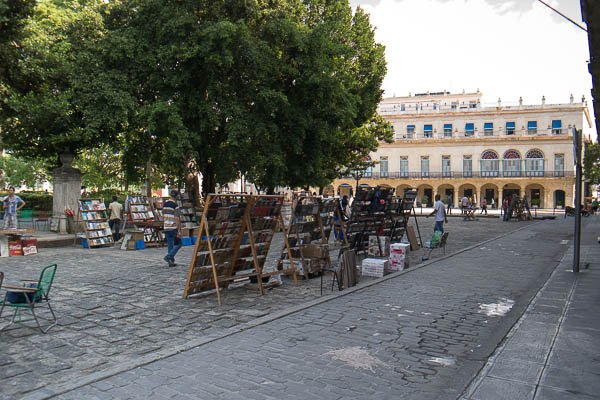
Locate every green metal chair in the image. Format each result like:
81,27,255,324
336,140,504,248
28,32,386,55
0,264,58,334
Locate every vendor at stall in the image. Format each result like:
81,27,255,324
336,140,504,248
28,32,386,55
2,187,26,229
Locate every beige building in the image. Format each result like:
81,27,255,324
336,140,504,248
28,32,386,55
333,91,592,208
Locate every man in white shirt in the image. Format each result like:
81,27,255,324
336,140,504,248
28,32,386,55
429,194,448,233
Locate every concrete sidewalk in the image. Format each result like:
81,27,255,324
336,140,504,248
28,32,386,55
462,216,600,399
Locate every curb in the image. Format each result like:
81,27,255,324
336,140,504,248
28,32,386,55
24,220,544,400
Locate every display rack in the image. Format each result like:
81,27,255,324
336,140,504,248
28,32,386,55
150,197,168,222
77,198,114,247
184,194,298,305
126,194,162,247
344,186,395,254
177,191,198,229
279,196,337,279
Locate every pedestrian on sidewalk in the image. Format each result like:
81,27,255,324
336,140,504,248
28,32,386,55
502,197,509,221
446,195,453,215
480,198,488,215
108,196,123,241
592,198,598,214
163,190,182,267
2,187,25,229
428,194,448,233
461,195,468,215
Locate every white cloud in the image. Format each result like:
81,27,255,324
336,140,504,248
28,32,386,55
351,0,593,133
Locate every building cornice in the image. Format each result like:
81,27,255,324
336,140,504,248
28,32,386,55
381,106,587,120
381,135,573,147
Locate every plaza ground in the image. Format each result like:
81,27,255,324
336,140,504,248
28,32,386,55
0,216,598,399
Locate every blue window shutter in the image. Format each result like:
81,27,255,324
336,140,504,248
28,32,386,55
407,125,415,130
424,124,432,132
444,124,452,130
552,120,562,129
528,121,537,129
484,122,493,130
506,122,515,129
465,123,474,132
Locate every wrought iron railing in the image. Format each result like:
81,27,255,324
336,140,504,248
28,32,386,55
342,170,573,179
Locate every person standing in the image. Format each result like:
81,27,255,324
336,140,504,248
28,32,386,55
108,196,123,241
446,195,453,215
163,190,182,267
480,198,488,215
592,198,598,214
429,194,448,233
461,195,468,215
2,187,25,229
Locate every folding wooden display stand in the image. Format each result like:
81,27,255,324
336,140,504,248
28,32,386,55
280,195,334,279
344,186,395,255
183,194,298,305
126,195,163,247
76,198,114,247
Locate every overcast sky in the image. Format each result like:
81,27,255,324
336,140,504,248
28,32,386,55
349,0,593,133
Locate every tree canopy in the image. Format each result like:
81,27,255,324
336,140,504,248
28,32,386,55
1,0,389,195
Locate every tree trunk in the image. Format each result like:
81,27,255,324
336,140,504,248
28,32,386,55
185,168,201,205
201,162,216,198
146,156,152,198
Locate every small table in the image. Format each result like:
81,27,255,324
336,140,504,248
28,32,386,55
132,221,165,247
464,207,479,221
0,228,35,257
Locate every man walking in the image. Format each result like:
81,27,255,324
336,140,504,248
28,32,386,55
2,187,25,229
429,194,448,233
163,190,182,267
108,196,123,241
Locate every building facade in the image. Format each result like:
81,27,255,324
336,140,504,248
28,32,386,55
333,91,591,208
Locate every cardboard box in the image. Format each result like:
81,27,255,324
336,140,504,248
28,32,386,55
302,244,328,259
389,242,410,271
368,236,390,257
22,239,38,256
8,239,23,256
361,258,389,278
407,226,420,251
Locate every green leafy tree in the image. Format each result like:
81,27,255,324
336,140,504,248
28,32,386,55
102,0,387,196
1,0,130,165
584,141,600,184
0,154,50,189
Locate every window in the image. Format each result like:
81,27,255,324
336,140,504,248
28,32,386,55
442,156,451,177
424,124,433,138
399,157,408,177
480,150,499,177
554,154,565,177
484,122,493,136
380,156,388,177
463,156,472,177
401,104,405,111
465,123,474,136
527,121,537,134
469,101,477,109
506,121,516,135
443,124,452,137
503,150,522,177
421,157,430,178
451,102,458,110
552,120,562,135
406,125,415,139
364,165,373,177
525,149,545,177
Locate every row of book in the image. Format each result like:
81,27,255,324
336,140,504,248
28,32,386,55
88,229,112,238
82,211,106,220
131,211,154,220
86,222,110,230
79,200,106,211
88,237,114,246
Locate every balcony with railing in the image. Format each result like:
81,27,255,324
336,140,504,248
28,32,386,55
395,127,572,141
342,170,573,180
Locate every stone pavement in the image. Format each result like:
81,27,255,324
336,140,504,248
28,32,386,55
11,217,582,399
0,216,533,399
462,216,600,400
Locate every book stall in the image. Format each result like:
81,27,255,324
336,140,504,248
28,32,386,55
125,195,163,248
77,198,114,248
177,191,199,238
183,194,298,305
341,186,421,278
279,195,341,279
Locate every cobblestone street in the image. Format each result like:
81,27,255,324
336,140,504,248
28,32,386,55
1,217,542,399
